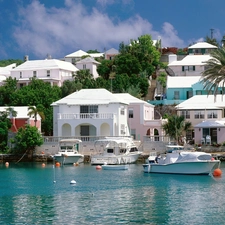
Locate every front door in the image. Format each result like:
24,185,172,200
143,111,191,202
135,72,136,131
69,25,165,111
80,126,89,136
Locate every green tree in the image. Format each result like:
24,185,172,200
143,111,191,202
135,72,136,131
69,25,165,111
27,105,45,127
12,125,43,156
162,114,192,144
0,77,17,106
157,72,167,95
201,47,225,96
11,78,61,135
0,111,12,152
127,34,161,78
114,53,141,77
0,59,23,67
74,69,96,88
61,80,81,97
97,59,113,79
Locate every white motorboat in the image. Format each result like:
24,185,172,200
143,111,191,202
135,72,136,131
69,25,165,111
54,139,84,165
143,147,220,175
102,164,129,170
146,151,158,164
91,137,142,165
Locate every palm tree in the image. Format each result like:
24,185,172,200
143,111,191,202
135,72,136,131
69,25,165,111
27,105,45,127
6,107,17,118
162,114,192,144
201,47,225,97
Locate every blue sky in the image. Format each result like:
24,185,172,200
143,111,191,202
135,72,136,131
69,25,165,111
1,0,225,60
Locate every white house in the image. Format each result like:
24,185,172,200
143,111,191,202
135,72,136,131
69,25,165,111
167,42,217,76
0,63,16,86
176,95,225,144
51,89,165,141
65,50,104,64
10,59,79,87
51,89,130,138
75,57,100,79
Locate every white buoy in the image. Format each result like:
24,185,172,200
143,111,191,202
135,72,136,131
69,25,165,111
70,180,76,184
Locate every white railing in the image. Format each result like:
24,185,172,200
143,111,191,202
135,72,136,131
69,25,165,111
57,113,114,120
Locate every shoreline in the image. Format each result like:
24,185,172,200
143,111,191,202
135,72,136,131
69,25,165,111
1,152,225,163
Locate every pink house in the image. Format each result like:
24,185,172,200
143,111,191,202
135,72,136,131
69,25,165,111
114,93,165,141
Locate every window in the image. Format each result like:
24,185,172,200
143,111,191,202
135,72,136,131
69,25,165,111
83,64,86,69
80,105,98,118
20,72,22,78
120,124,125,135
174,91,179,100
47,70,50,77
182,66,195,71
196,90,202,95
187,91,193,99
33,71,37,77
207,110,218,119
181,111,190,119
128,108,133,118
72,58,76,64
120,107,125,115
195,111,204,119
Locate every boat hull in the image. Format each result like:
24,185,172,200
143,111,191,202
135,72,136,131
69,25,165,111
91,153,141,165
143,160,220,175
102,165,129,170
54,154,84,165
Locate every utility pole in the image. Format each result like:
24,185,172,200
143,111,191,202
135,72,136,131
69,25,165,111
210,28,214,39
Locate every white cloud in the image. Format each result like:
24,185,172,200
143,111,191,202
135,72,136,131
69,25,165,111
13,0,186,59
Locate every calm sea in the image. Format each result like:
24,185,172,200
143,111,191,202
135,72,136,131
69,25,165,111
0,162,225,225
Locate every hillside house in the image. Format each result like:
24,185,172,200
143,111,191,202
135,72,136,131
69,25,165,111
176,95,225,145
10,59,78,87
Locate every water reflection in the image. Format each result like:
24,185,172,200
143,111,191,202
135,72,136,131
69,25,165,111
0,163,225,224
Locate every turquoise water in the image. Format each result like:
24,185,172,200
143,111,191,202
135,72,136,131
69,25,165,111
0,162,225,225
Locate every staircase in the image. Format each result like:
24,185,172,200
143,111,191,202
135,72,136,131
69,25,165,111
144,79,156,101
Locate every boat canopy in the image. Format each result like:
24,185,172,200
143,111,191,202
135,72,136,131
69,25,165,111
176,152,212,162
59,139,82,143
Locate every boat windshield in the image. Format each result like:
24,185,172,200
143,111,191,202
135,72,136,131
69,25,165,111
60,146,73,150
107,148,114,153
130,147,138,152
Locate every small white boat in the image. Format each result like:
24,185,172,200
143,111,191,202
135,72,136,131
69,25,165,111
146,151,158,164
102,164,129,170
143,148,220,175
91,137,142,165
54,139,84,165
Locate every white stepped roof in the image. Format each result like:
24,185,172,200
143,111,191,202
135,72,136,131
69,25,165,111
195,120,225,128
65,50,88,58
169,55,212,66
167,76,201,88
76,57,100,64
51,89,128,106
114,93,154,107
188,42,218,49
176,95,225,110
12,59,78,72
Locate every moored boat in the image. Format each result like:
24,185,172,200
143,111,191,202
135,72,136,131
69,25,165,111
143,145,220,175
54,139,84,165
102,164,129,170
91,137,142,165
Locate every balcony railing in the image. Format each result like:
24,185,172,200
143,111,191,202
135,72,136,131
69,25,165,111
57,113,114,120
